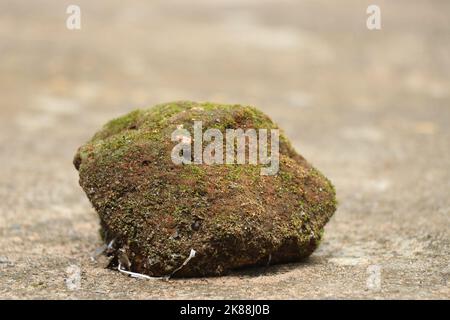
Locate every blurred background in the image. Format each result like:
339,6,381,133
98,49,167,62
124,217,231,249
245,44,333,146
0,0,449,299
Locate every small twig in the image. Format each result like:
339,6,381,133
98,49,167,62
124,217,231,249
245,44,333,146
266,254,272,266
169,249,196,278
90,245,107,261
118,263,164,280
107,239,115,250
90,239,116,262
117,249,197,280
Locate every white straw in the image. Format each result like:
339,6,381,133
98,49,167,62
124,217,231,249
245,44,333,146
117,248,197,280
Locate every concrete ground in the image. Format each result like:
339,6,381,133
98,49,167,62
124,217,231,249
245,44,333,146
0,0,449,299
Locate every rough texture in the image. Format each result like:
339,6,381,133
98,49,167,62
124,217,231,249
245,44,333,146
74,101,336,277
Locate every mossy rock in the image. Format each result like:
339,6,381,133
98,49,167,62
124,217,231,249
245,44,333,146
74,101,337,277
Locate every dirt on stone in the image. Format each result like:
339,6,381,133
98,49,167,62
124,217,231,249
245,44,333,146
74,101,337,277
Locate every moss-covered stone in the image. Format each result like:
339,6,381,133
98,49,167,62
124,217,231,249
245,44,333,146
74,101,337,277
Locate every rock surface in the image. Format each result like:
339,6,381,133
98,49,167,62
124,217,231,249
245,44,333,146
74,101,336,277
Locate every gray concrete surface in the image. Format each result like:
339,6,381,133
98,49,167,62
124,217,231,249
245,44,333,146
0,0,449,299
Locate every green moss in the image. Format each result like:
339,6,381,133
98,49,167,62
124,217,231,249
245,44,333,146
74,101,337,277
279,171,294,182
145,102,190,125
92,110,143,141
226,164,244,181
